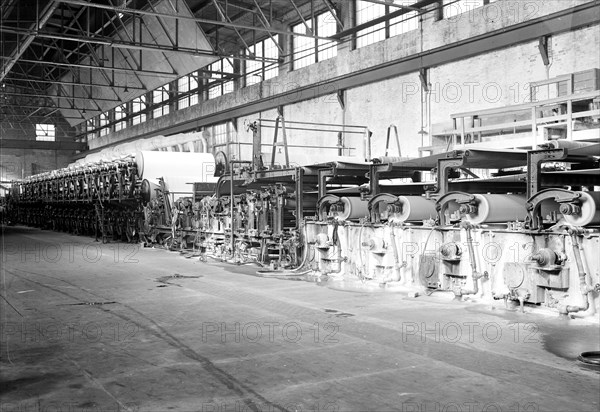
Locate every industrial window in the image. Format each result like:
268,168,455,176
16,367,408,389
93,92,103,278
86,118,97,140
207,58,235,100
390,2,419,36
244,38,279,86
355,0,420,48
292,11,338,70
132,95,147,125
177,73,199,110
443,0,485,19
99,113,110,136
212,123,229,146
356,0,385,48
114,104,127,131
35,124,55,141
153,86,170,118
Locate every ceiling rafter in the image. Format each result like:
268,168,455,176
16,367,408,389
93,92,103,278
0,25,280,63
59,0,336,41
0,1,59,82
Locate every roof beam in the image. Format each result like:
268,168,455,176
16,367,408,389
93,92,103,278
0,139,87,151
0,102,102,112
0,55,179,78
2,76,146,91
360,0,423,12
0,91,121,103
58,0,336,41
0,26,279,63
0,1,59,82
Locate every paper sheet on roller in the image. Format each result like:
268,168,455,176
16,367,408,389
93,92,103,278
162,176,205,196
136,151,218,182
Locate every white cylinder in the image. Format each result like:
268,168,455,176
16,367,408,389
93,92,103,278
562,192,600,226
136,151,217,182
390,196,437,223
465,194,528,224
162,176,201,196
336,197,369,221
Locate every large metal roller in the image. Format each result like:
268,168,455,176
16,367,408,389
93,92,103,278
561,191,600,226
462,194,527,224
388,196,437,223
141,179,160,205
334,197,369,221
136,151,217,182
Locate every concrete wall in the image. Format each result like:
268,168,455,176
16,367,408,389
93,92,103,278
87,0,599,162
0,119,76,182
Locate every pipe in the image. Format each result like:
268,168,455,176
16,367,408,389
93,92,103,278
560,229,600,315
453,222,484,298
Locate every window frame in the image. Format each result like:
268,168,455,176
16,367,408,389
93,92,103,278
207,58,235,100
177,72,200,110
114,103,127,132
131,94,147,125
244,38,280,86
35,123,56,142
292,11,338,70
354,0,420,49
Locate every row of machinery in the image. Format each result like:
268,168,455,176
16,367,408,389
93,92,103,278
6,135,600,319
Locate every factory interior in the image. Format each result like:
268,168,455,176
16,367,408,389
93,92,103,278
1,0,600,410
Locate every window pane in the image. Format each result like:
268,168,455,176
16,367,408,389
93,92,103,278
36,124,55,141
222,58,234,95
153,86,170,118
213,123,229,146
443,0,484,19
132,95,146,125
245,44,262,86
178,76,189,93
356,0,385,48
86,119,97,140
207,60,233,100
100,113,110,136
115,104,127,131
263,38,279,80
390,1,419,37
293,21,314,69
317,12,337,61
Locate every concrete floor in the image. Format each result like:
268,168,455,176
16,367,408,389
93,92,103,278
1,226,599,412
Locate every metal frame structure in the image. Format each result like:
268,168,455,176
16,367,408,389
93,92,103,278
0,0,340,131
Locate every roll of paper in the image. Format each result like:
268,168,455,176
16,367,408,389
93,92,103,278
136,151,217,183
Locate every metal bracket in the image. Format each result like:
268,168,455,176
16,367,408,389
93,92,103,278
317,194,341,221
432,157,465,196
368,193,399,223
435,191,475,224
526,148,567,198
526,188,581,230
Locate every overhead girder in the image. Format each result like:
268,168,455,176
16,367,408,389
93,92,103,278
2,76,146,91
0,25,279,63
0,1,59,82
0,56,179,78
59,0,337,41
